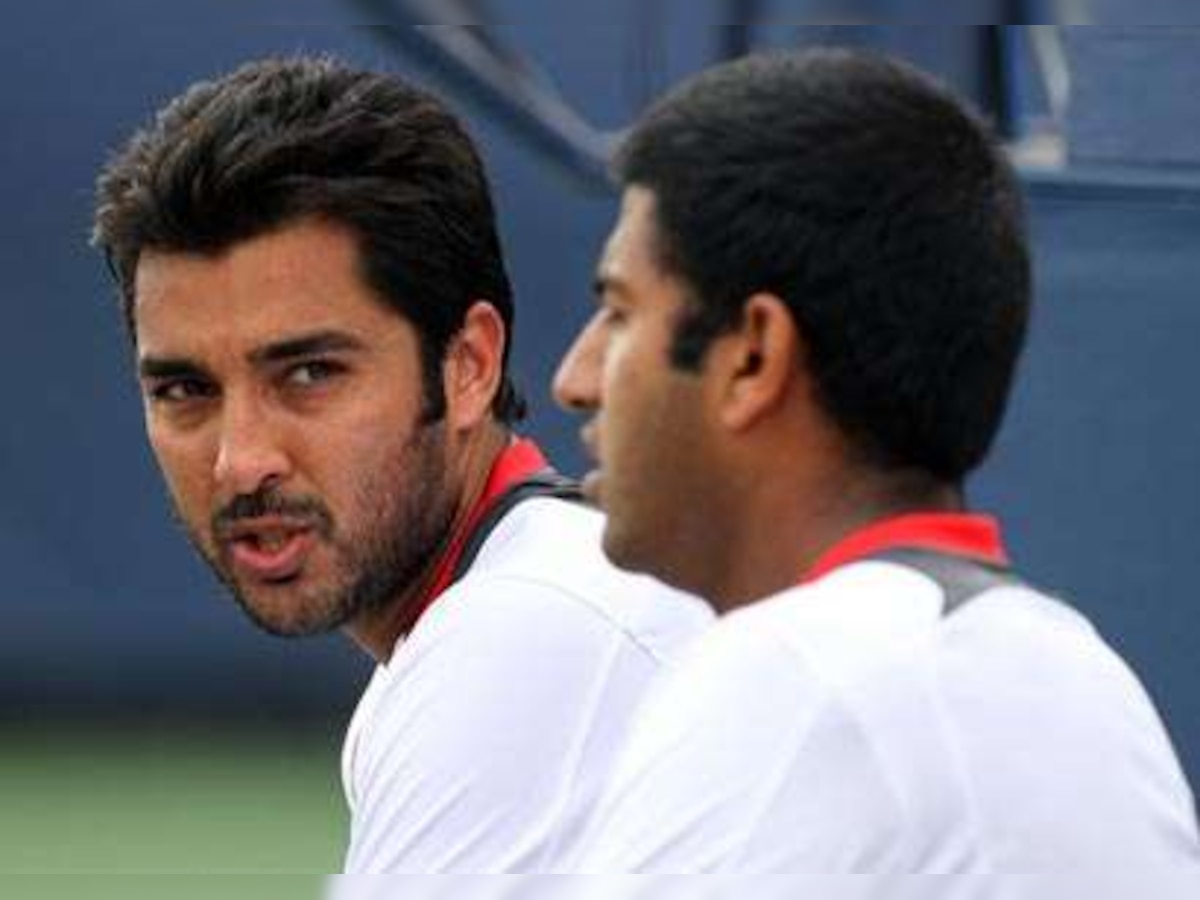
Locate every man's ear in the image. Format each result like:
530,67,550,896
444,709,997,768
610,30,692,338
444,301,506,431
711,292,801,432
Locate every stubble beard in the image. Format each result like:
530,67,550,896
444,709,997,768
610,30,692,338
175,420,457,638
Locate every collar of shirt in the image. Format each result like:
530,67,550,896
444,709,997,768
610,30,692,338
802,512,1009,584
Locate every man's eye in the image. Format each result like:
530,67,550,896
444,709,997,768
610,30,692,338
287,360,343,387
149,379,214,403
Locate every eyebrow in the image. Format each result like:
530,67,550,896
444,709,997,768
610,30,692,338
247,330,367,366
138,357,208,381
138,330,366,380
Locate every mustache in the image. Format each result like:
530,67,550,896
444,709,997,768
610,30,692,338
211,488,334,540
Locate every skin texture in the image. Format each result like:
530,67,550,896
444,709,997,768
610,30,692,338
556,188,960,611
134,217,508,660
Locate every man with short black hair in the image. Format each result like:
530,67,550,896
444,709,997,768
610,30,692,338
555,49,1199,881
93,56,709,873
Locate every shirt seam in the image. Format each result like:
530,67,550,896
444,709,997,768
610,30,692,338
726,640,907,870
727,623,995,872
455,570,674,665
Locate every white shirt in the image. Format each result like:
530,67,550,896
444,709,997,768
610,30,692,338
338,496,712,873
571,557,1200,889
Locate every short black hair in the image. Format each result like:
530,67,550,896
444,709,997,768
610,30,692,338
616,49,1030,482
93,55,525,423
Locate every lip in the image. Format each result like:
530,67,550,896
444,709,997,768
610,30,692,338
577,423,603,504
220,518,318,583
579,421,600,463
581,469,603,505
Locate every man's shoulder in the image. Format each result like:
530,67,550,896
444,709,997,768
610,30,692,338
655,557,1105,712
473,494,605,570
689,562,945,686
687,558,1180,783
721,557,1101,661
425,497,712,660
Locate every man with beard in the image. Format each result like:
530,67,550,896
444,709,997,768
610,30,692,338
92,56,709,873
553,50,1200,885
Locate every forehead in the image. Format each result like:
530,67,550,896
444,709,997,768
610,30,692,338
598,186,697,325
601,186,667,277
133,218,410,355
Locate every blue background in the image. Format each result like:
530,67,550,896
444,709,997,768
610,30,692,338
0,8,1196,796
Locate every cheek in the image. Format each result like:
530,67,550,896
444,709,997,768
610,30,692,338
334,439,388,502
604,328,672,417
601,350,669,488
625,375,705,483
602,335,645,415
327,423,413,503
147,426,214,517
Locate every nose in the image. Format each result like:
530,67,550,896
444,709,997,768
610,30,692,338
212,396,292,498
553,314,604,413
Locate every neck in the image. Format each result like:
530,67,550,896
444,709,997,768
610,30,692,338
707,465,963,614
345,421,511,663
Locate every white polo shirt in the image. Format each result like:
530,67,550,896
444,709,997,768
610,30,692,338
338,493,711,873
570,514,1200,890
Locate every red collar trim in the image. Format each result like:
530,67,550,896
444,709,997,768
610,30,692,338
803,512,1008,583
403,438,548,632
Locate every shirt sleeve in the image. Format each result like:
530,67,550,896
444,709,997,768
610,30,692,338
341,573,663,873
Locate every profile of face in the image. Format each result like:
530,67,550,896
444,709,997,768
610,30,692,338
133,219,457,637
554,187,714,588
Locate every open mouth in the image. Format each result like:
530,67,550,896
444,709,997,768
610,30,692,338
578,423,603,503
220,519,318,583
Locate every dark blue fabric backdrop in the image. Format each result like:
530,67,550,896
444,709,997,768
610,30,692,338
0,9,1195,789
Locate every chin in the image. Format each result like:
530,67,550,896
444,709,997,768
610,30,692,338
602,519,712,601
600,521,680,587
600,520,648,575
235,587,347,638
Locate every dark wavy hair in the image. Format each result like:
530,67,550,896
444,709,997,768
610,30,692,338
616,49,1030,482
93,55,525,423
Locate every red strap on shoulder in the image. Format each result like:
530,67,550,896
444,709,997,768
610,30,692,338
803,512,1008,584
